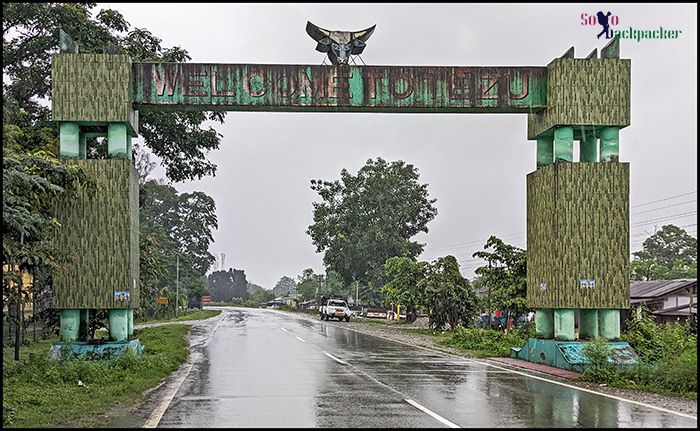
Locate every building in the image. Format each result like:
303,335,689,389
627,278,697,325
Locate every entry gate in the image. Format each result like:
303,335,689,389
50,31,630,348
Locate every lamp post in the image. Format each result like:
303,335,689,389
176,254,179,316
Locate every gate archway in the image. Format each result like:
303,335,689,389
50,31,630,365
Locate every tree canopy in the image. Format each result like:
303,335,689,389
273,276,297,296
419,256,478,331
472,235,528,320
307,157,437,302
631,224,697,280
382,256,427,323
3,2,225,182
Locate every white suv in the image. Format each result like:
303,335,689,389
320,299,351,322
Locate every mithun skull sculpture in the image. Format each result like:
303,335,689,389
305,21,376,65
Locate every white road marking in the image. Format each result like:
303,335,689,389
143,311,226,428
470,359,698,421
405,399,460,428
280,327,288,332
294,312,697,421
322,351,348,365
296,336,306,342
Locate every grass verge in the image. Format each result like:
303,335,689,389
2,324,191,428
136,309,221,325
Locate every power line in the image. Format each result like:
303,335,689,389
632,200,696,215
631,190,697,208
423,192,697,257
423,231,525,253
631,211,697,227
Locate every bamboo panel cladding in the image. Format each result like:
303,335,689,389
51,160,139,309
527,162,629,308
527,58,630,139
51,53,138,133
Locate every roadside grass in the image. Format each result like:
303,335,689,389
2,324,191,428
398,324,535,358
356,317,395,326
136,308,221,325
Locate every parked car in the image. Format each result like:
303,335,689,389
319,299,351,322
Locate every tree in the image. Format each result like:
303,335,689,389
472,236,528,325
382,257,427,323
249,288,276,306
631,225,697,280
3,129,91,359
307,157,437,300
3,3,225,348
3,3,226,183
207,269,248,302
296,268,321,301
273,276,297,296
139,179,218,311
247,282,265,295
420,256,478,331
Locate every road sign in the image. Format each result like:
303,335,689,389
156,295,168,305
201,295,212,303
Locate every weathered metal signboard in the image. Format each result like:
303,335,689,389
132,64,547,113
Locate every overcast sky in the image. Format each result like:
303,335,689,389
99,3,697,290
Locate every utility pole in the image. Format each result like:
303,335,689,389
487,259,492,330
176,254,180,316
355,280,359,307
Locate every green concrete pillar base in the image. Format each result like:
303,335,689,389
554,127,573,162
59,122,80,159
600,309,621,340
59,309,80,342
579,309,599,340
127,309,134,336
600,127,619,162
536,135,554,167
109,309,129,342
554,309,576,341
535,308,554,339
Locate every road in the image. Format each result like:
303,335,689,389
141,307,697,428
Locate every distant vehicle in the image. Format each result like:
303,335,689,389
319,296,351,322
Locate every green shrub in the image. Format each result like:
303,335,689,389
582,337,622,384
657,344,697,394
442,327,528,357
622,306,693,363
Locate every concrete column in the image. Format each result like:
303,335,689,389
79,309,90,341
109,309,129,342
579,309,599,339
554,308,576,341
59,122,80,159
107,123,128,158
599,309,621,340
536,135,554,167
127,309,134,337
579,131,598,162
535,308,554,338
599,127,619,162
78,134,87,159
126,134,133,160
59,309,80,342
554,127,574,162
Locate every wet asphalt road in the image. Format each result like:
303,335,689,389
152,307,697,428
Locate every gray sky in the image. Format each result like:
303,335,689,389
99,3,697,289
